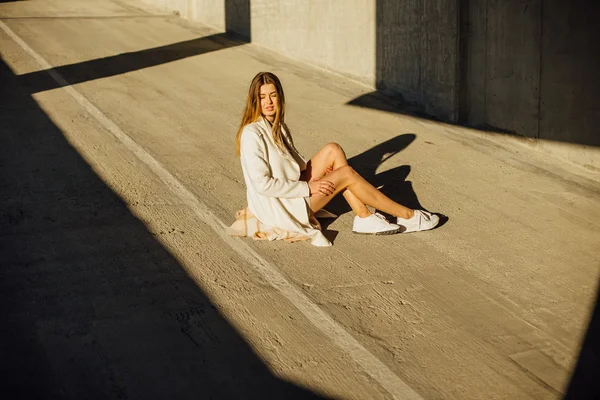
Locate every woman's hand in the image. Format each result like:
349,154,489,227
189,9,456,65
309,178,335,196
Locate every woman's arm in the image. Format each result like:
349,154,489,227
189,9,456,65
240,128,310,199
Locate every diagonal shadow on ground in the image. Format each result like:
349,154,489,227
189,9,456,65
0,54,327,399
18,33,244,93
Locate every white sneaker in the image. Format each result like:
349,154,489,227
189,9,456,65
352,212,401,235
396,210,439,233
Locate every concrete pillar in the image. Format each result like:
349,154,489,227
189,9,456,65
539,0,600,147
225,0,250,41
376,0,460,122
459,0,487,126
420,0,460,122
484,0,543,137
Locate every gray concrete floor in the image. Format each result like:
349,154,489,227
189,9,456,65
1,1,599,399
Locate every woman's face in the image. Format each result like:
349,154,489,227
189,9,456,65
259,83,278,121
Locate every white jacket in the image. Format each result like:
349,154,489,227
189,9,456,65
239,117,331,247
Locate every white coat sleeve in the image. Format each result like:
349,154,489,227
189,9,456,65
240,129,310,199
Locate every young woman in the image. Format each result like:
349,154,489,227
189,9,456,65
228,72,439,247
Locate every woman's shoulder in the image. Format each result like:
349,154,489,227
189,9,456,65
241,121,269,144
242,120,265,135
239,121,267,149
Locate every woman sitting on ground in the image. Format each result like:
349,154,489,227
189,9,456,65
228,72,439,247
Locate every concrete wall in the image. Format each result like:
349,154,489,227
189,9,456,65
141,0,225,30
462,0,600,167
142,0,375,84
539,1,599,147
251,0,375,84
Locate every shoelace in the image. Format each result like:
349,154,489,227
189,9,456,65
374,212,392,223
417,210,430,221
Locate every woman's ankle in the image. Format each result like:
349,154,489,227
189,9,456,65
356,210,372,218
398,209,414,220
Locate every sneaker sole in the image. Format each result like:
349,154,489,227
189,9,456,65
352,227,401,235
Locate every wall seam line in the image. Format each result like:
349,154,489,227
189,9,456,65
537,0,544,139
483,0,488,125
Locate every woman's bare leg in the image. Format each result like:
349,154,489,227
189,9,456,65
302,143,370,217
309,165,414,219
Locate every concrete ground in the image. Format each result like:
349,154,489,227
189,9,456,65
1,1,599,399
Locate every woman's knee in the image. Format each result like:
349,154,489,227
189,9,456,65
323,142,344,157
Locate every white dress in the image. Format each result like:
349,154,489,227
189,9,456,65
228,117,331,247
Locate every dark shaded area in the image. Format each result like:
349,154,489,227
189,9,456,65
0,55,327,399
349,134,419,209
374,1,459,122
225,0,251,42
457,0,471,126
364,0,600,147
564,288,600,399
347,91,520,138
352,0,471,130
20,33,244,93
320,134,447,230
347,91,443,123
320,229,339,244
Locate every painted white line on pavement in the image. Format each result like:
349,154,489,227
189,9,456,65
0,21,423,400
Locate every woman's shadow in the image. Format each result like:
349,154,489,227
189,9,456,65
319,133,448,232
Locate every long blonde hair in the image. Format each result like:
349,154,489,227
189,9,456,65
235,72,286,156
